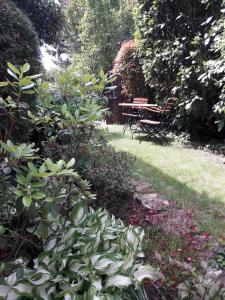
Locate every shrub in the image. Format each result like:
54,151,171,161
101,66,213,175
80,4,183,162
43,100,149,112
0,191,162,299
0,62,41,143
0,0,41,76
136,0,225,138
112,40,151,98
83,143,134,218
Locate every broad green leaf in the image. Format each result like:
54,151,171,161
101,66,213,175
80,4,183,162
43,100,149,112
133,265,163,282
44,238,57,251
45,158,58,172
31,182,44,188
22,195,32,207
106,275,132,288
7,62,20,75
21,63,30,73
0,82,9,87
45,197,54,203
71,202,86,226
22,90,35,95
28,162,38,176
21,83,35,90
62,104,68,114
14,190,24,197
67,158,75,168
29,74,42,79
16,175,27,185
32,192,46,200
93,258,113,271
7,69,19,80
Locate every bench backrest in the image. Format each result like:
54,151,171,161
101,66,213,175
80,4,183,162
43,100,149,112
132,98,148,104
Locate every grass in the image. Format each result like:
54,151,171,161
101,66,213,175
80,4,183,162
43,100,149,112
106,125,225,238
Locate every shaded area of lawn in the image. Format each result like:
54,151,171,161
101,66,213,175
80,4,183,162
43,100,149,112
106,125,225,238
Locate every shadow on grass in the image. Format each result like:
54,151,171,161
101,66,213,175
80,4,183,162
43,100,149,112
135,134,174,146
107,129,225,237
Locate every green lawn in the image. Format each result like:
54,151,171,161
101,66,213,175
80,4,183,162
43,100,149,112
106,125,225,238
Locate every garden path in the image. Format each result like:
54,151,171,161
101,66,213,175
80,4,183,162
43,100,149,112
130,178,217,260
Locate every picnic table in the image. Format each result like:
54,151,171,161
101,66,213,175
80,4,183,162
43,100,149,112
119,98,176,144
119,102,158,137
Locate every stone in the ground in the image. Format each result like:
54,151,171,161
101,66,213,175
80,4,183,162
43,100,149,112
131,178,153,194
135,193,170,211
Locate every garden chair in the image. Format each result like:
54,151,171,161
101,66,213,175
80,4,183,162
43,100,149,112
122,98,148,138
139,98,176,144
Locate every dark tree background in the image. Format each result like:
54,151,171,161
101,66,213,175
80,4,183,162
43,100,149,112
0,0,41,75
12,0,64,45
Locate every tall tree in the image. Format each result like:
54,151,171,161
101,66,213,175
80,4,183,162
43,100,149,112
64,0,137,73
12,0,64,45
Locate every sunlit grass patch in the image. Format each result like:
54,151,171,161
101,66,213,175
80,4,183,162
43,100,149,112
106,125,225,238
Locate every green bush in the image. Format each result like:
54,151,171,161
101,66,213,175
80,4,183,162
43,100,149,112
83,143,134,218
136,0,225,138
0,62,41,143
12,0,64,46
0,0,41,76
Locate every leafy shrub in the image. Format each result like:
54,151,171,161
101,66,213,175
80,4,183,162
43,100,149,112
152,254,225,299
29,67,112,163
177,261,225,299
0,139,93,261
0,195,162,299
136,0,225,138
112,40,151,98
83,143,134,218
0,0,41,76
0,62,41,142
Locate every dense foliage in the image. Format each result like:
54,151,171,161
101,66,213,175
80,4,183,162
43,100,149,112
12,0,64,46
84,143,134,216
136,0,225,138
0,202,162,299
65,0,137,73
0,0,40,75
1,60,225,298
0,62,161,299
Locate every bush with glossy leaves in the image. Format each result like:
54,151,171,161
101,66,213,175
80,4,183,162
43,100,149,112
136,0,225,138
